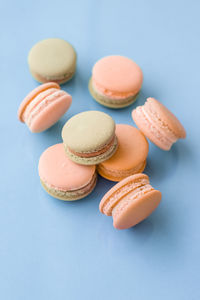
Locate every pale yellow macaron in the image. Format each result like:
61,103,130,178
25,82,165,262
62,111,118,165
28,38,77,84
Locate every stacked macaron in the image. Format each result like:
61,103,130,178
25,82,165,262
39,110,118,201
18,39,186,230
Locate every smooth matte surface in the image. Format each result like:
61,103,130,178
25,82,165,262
28,38,76,83
1,1,200,300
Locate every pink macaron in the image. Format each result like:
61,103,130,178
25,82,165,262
99,173,161,229
18,82,72,133
132,97,186,150
38,143,97,201
89,55,143,108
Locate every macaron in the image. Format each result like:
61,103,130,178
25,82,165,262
62,111,118,165
97,124,148,181
132,97,186,150
38,143,97,201
28,38,76,84
99,174,161,229
18,82,72,133
89,55,143,108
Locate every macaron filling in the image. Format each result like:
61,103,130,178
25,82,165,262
89,79,138,108
31,70,75,84
26,90,67,127
92,78,136,100
23,88,58,119
41,172,97,195
112,184,154,218
64,136,118,165
67,135,116,158
100,177,150,216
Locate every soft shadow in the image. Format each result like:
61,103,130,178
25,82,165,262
38,112,75,145
145,140,192,181
61,67,88,93
41,174,114,210
145,143,179,180
126,199,180,255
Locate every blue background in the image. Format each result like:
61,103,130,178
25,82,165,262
1,0,200,299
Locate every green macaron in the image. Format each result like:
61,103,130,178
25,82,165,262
62,111,118,165
28,38,77,84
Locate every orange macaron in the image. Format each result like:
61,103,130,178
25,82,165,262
97,124,149,181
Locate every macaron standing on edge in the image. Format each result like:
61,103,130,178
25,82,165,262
38,144,97,201
18,82,72,133
28,38,77,84
97,124,149,181
62,111,118,165
132,97,186,150
89,55,143,108
99,174,162,229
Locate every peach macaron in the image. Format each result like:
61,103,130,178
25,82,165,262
38,143,97,201
18,82,72,133
99,173,161,229
97,124,148,181
132,97,186,150
89,55,143,108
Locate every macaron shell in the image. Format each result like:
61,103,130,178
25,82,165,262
99,124,148,172
29,94,72,133
38,144,96,191
28,38,76,82
146,98,186,138
62,111,116,153
97,160,146,182
92,55,143,94
18,82,60,122
113,190,162,229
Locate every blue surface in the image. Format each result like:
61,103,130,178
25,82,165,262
1,0,200,299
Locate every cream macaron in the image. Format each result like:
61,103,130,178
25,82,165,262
28,38,77,84
62,111,118,165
